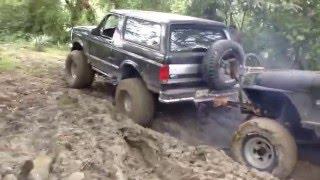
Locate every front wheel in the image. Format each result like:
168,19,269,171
65,50,94,88
115,78,155,126
231,118,297,179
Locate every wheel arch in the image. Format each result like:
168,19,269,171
71,41,83,51
244,88,301,126
71,39,91,60
119,60,143,80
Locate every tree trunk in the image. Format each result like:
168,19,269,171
293,46,304,70
109,0,120,9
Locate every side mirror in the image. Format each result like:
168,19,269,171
91,28,100,36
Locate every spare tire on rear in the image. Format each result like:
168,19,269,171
202,40,245,90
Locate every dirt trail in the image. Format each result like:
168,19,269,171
0,44,279,179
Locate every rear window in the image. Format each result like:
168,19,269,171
170,24,226,52
124,18,161,50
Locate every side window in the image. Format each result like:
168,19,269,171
124,18,161,50
100,15,120,39
170,25,226,52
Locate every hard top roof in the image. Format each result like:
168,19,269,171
112,9,225,26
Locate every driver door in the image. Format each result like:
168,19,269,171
88,14,121,75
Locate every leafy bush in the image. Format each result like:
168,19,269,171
32,35,51,52
0,31,31,43
25,0,70,43
0,1,28,34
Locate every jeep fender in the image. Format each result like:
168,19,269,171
244,87,301,125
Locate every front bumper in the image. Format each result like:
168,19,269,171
159,87,239,104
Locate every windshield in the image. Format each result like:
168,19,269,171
170,24,227,52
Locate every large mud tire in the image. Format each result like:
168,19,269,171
65,50,94,88
202,40,245,90
231,118,297,179
115,78,155,126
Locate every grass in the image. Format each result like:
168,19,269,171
46,45,69,55
0,40,68,75
0,55,18,72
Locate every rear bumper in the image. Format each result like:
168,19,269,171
159,87,239,104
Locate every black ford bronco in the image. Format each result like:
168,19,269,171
65,10,244,125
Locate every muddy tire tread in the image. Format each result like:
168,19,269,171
115,78,155,126
231,117,297,179
65,50,94,88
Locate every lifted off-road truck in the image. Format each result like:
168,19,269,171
65,10,244,125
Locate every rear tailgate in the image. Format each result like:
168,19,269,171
159,52,238,103
158,23,237,103
164,52,206,89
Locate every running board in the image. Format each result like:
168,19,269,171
92,67,118,85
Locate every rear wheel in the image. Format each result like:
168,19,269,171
65,50,94,88
115,78,155,126
231,118,297,179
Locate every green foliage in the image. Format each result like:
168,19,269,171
0,1,28,34
32,35,51,52
241,0,320,69
170,0,189,14
25,0,70,42
1,0,320,69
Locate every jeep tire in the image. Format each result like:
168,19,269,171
65,50,94,88
115,78,155,126
231,118,297,179
202,40,245,90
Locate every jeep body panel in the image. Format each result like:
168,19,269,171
242,70,320,137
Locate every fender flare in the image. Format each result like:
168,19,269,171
119,60,144,79
244,87,301,123
71,38,89,55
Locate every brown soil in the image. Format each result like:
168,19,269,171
0,43,314,180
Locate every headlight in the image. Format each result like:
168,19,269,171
315,100,320,106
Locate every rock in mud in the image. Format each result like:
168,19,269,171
28,154,53,180
3,174,17,180
0,93,10,102
66,172,85,180
19,160,34,179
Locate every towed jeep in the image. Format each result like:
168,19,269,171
230,64,320,178
65,10,244,125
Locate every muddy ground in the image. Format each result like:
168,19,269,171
0,43,318,179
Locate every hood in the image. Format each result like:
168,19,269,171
73,26,96,31
72,26,97,35
242,70,320,92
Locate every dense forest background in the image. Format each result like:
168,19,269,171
1,0,320,69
